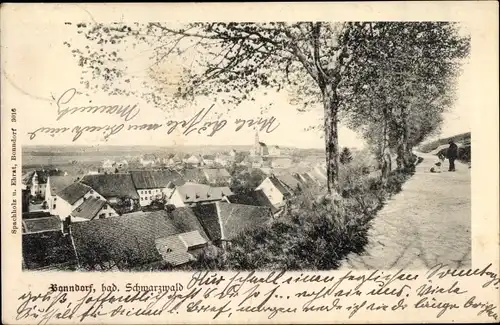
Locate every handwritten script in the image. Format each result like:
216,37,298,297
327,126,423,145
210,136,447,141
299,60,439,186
14,264,499,324
27,89,280,142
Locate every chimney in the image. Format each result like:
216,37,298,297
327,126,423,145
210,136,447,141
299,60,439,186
62,216,71,235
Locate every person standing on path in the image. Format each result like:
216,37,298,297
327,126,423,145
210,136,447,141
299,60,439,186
447,139,458,171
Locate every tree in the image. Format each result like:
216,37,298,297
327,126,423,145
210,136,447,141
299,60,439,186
67,22,377,194
340,22,470,172
339,147,353,165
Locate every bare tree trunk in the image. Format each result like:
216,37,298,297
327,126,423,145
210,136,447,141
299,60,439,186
381,107,391,184
323,85,340,194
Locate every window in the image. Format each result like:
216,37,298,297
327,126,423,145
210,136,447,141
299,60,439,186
99,213,106,219
53,204,56,209
148,190,151,194
166,248,172,253
54,197,57,201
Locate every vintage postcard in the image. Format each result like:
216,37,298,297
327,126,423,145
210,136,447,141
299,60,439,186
1,2,499,324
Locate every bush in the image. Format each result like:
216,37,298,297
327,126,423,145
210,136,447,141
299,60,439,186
187,154,416,271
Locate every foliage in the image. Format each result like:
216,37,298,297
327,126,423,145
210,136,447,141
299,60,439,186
188,154,419,271
230,168,266,193
339,147,353,165
67,21,384,193
340,22,470,169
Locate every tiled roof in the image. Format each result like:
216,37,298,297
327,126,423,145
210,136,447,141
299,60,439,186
71,197,108,220
80,174,139,199
22,211,52,220
155,237,193,266
22,171,35,185
49,176,76,196
166,207,210,241
23,216,61,234
71,209,208,269
58,182,92,205
203,168,231,183
182,169,207,183
225,190,278,213
22,231,77,270
175,183,233,204
191,202,272,242
277,174,303,192
217,202,272,241
191,204,221,241
71,210,180,268
130,170,185,189
179,231,207,248
267,176,291,196
155,230,207,267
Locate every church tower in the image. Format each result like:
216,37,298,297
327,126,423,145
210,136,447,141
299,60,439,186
252,128,260,156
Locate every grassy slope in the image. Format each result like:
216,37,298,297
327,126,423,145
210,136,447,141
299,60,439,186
419,131,471,153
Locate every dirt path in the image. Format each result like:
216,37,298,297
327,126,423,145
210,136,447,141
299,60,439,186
340,153,471,270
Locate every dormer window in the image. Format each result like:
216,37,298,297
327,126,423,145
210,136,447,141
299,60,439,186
166,248,173,253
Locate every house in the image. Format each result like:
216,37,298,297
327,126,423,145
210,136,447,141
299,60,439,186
116,160,128,169
168,183,233,207
55,182,104,220
22,215,62,234
202,155,216,167
243,155,265,168
22,169,65,198
229,149,237,157
191,202,272,245
268,145,281,156
182,168,208,184
271,157,293,169
256,175,293,210
224,189,279,215
71,197,119,222
140,154,158,166
130,170,186,207
185,154,202,167
80,174,140,210
214,154,234,167
156,230,208,267
276,173,305,193
45,175,76,215
102,159,115,169
313,165,328,181
295,172,321,187
70,209,209,270
202,168,232,186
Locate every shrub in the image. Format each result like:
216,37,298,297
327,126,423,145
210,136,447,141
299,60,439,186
188,154,417,271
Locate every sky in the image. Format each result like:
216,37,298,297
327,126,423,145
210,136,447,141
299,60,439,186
2,12,472,150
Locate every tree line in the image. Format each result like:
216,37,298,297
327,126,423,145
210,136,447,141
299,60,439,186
67,21,470,194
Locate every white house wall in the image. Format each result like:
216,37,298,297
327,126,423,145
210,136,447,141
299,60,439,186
256,178,284,207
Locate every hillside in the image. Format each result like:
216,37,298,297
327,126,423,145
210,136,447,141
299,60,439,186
419,132,471,163
419,132,471,153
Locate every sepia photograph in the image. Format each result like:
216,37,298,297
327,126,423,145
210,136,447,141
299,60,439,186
2,3,498,324
18,19,472,273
